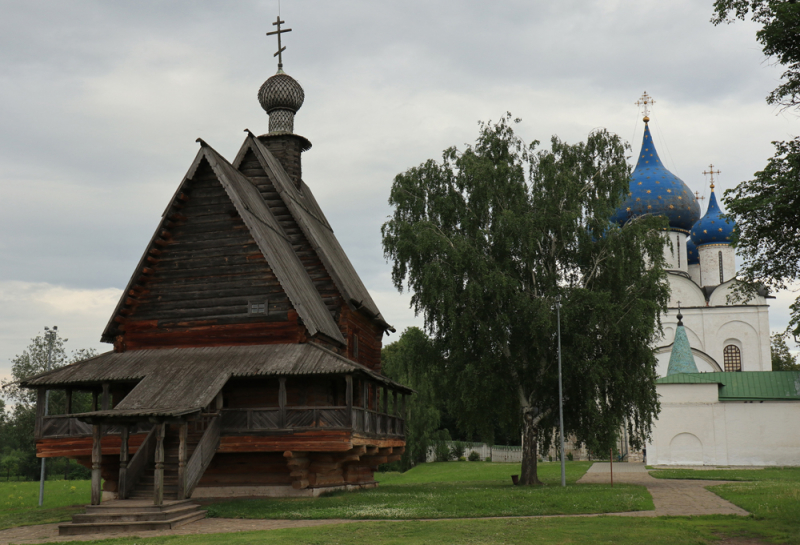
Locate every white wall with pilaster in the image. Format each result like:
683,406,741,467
698,244,736,286
662,231,689,273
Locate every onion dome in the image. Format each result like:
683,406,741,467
611,123,702,232
258,70,305,134
686,237,699,265
690,187,736,247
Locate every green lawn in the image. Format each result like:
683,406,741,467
0,480,90,530
19,517,800,545
206,462,652,520
649,467,800,482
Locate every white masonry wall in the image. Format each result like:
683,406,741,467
698,244,736,286
662,231,689,273
646,383,800,466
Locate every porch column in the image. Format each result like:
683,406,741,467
118,425,129,499
392,389,398,435
345,375,353,428
65,389,73,415
34,388,46,439
375,385,381,435
91,391,98,412
177,421,188,499
91,424,102,505
382,386,388,436
278,378,287,428
153,423,165,506
101,383,110,410
361,380,369,433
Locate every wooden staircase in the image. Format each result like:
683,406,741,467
58,499,206,535
129,425,204,500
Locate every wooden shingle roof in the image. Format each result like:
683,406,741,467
234,132,392,331
22,343,412,418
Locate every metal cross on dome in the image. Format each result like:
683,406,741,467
635,92,655,121
267,16,292,70
703,164,721,190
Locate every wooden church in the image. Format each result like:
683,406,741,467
23,20,410,512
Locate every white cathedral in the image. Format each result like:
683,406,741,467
613,101,800,466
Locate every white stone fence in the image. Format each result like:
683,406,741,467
426,442,522,463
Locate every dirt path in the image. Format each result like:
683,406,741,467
0,464,748,544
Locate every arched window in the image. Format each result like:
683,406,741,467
723,345,741,372
677,236,681,268
719,251,724,284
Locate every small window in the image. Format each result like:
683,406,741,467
724,345,742,372
719,251,724,284
353,334,359,360
250,301,266,314
677,236,681,268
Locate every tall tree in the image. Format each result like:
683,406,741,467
712,0,800,109
712,1,800,337
381,327,441,470
771,330,800,371
382,115,670,484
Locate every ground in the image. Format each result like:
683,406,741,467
0,462,797,544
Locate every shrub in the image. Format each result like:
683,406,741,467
548,455,552,462
468,451,481,462
567,452,574,461
449,441,466,461
458,456,467,462
485,456,492,462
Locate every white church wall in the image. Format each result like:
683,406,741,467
708,281,768,306
647,383,800,466
698,245,736,286
688,263,701,286
667,275,706,308
663,232,689,273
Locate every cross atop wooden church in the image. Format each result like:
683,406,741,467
267,16,292,70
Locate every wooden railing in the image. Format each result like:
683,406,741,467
39,417,152,439
184,415,221,499
220,406,404,438
123,426,157,499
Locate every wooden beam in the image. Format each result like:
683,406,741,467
91,391,98,412
65,389,72,415
279,377,287,428
345,375,353,428
153,423,165,506
177,421,188,499
118,425,129,499
91,425,102,505
101,383,110,411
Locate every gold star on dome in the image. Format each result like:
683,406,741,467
638,182,642,185
703,230,708,233
626,207,631,212
647,205,652,209
666,189,672,193
678,196,682,200
646,190,651,193
636,197,641,201
718,228,723,231
669,205,674,209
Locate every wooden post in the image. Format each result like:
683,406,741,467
91,391,98,412
215,391,223,412
34,388,46,439
101,383,110,410
375,385,381,435
153,423,165,506
361,380,369,433
392,389,398,434
401,393,407,435
279,378,287,429
382,386,388,436
65,389,73,415
345,375,353,428
118,425,129,499
91,424,102,505
177,421,188,499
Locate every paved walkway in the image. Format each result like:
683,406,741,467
0,464,749,544
578,463,749,517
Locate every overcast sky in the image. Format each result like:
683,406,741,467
1,0,797,381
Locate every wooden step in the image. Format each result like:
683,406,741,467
85,499,195,514
59,509,206,535
72,503,200,523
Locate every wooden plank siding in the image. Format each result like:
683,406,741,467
116,158,304,350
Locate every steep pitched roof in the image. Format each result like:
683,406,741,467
232,133,392,331
666,324,699,375
101,141,344,345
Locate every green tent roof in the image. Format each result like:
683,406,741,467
657,371,800,401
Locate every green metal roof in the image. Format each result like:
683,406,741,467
667,325,699,375
657,371,800,401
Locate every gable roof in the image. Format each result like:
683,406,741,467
233,132,392,331
101,141,345,345
22,343,412,418
657,371,800,401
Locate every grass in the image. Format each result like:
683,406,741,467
18,517,800,545
0,479,90,530
206,462,653,520
649,467,800,482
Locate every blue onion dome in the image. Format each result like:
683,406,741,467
611,123,702,232
686,237,699,265
690,188,736,247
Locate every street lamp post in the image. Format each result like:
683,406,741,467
555,296,566,488
38,326,57,507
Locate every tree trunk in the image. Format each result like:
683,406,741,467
520,411,542,485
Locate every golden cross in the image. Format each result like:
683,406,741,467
635,92,655,121
267,16,292,70
702,164,721,190
694,190,705,202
